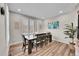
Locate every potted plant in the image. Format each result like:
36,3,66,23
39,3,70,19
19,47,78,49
64,22,77,52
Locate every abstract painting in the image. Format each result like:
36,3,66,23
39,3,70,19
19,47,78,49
48,21,59,29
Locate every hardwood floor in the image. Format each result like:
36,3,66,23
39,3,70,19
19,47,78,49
9,41,75,56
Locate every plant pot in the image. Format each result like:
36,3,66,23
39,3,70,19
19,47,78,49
68,43,75,53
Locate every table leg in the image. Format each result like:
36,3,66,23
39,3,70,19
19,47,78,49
28,40,33,54
49,35,52,42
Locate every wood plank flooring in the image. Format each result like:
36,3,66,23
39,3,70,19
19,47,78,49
9,41,75,56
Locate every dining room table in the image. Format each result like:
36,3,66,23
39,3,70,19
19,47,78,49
25,35,37,54
24,32,52,54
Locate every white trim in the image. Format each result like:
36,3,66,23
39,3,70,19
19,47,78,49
9,41,23,46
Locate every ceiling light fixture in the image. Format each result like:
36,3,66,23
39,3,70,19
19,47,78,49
17,9,21,12
59,11,63,14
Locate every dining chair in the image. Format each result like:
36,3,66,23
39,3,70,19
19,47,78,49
46,35,49,45
33,36,43,51
40,35,46,47
22,35,28,53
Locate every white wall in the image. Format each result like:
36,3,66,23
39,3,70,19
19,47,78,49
9,12,44,45
0,3,9,56
9,12,28,45
43,10,78,44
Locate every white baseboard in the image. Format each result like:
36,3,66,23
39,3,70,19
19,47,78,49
9,41,23,46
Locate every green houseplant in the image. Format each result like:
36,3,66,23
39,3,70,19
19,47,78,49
64,22,76,53
64,22,76,44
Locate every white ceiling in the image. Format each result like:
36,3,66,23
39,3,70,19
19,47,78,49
8,3,78,19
